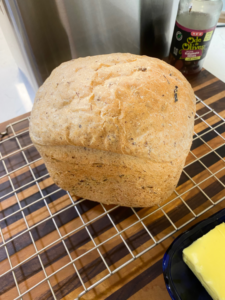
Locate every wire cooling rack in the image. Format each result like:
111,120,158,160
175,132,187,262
0,95,225,300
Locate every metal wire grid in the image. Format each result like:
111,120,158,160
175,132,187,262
0,94,224,300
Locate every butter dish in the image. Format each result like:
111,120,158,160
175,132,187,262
163,208,225,300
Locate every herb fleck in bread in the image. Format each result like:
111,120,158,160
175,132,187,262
30,53,196,207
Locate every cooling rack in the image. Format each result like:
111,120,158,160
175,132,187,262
0,95,225,300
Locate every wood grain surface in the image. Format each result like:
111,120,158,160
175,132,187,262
0,69,225,300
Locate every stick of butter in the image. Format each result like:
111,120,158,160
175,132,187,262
183,223,225,300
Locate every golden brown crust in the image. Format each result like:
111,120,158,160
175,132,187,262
30,53,196,207
35,144,185,207
30,53,195,163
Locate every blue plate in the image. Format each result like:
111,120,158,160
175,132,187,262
162,208,225,300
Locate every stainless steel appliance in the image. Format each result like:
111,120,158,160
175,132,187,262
0,0,179,92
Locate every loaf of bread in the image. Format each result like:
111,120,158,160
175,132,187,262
30,53,196,207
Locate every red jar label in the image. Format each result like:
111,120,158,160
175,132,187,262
181,49,202,59
170,21,216,61
191,31,203,37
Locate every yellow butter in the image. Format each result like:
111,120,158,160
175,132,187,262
183,223,225,300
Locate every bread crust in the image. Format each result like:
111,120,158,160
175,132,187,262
30,53,196,207
35,144,185,207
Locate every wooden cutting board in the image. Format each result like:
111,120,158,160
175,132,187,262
0,69,225,300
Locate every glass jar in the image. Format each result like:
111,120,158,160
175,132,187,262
169,0,223,76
